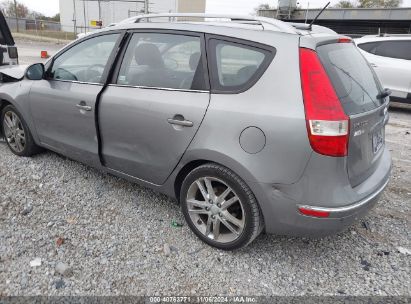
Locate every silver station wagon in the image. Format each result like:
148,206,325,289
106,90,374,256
0,14,391,250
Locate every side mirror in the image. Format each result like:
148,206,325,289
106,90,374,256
26,63,45,80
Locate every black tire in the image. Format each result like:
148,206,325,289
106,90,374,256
180,163,263,250
1,104,42,157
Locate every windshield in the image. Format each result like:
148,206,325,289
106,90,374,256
317,43,383,115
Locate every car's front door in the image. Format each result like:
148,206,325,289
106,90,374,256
29,33,121,166
99,31,210,185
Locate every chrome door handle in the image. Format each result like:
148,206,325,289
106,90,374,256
167,118,193,127
370,63,378,68
76,104,92,111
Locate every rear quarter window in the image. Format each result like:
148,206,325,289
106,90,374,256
357,42,380,54
317,43,384,115
208,38,275,94
374,41,411,60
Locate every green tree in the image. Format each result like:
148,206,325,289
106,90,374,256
30,12,60,22
50,13,60,22
334,0,356,8
358,0,401,7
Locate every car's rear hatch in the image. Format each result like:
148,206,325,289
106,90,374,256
317,42,389,187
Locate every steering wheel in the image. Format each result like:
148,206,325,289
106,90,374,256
55,68,78,81
85,64,106,82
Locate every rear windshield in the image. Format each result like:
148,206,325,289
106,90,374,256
317,43,384,115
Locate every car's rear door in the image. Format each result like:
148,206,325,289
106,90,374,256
99,30,210,185
317,42,389,187
29,33,122,166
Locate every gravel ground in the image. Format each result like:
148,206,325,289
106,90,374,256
0,108,409,297
0,40,410,296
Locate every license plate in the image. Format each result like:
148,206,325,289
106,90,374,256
372,128,384,154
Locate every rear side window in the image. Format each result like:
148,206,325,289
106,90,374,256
116,33,206,91
208,38,275,94
357,42,380,54
374,41,411,60
317,43,383,115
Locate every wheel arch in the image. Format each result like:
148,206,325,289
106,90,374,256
0,99,12,137
172,150,259,204
0,95,41,145
174,159,210,202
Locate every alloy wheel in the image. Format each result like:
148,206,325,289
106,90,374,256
186,177,245,243
3,111,26,153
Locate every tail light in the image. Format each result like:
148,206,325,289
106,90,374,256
299,48,349,157
338,37,352,43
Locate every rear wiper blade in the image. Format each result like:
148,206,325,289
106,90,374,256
330,62,381,107
376,88,391,99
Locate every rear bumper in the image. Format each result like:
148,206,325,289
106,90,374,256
252,148,391,237
297,178,389,219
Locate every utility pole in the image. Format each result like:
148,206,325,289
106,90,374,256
13,0,18,32
98,0,101,28
33,12,38,36
144,0,149,14
305,2,310,24
83,0,87,34
73,0,77,35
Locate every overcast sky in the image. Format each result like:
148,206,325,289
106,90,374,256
16,0,411,17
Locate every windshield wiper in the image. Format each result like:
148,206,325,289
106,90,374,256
376,88,391,99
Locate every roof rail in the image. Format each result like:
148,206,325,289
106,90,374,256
133,13,297,34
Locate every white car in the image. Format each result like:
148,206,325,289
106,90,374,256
355,35,411,105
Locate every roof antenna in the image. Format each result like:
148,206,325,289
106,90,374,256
309,2,330,30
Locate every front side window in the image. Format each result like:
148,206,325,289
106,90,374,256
117,33,206,90
208,39,275,93
50,34,120,83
